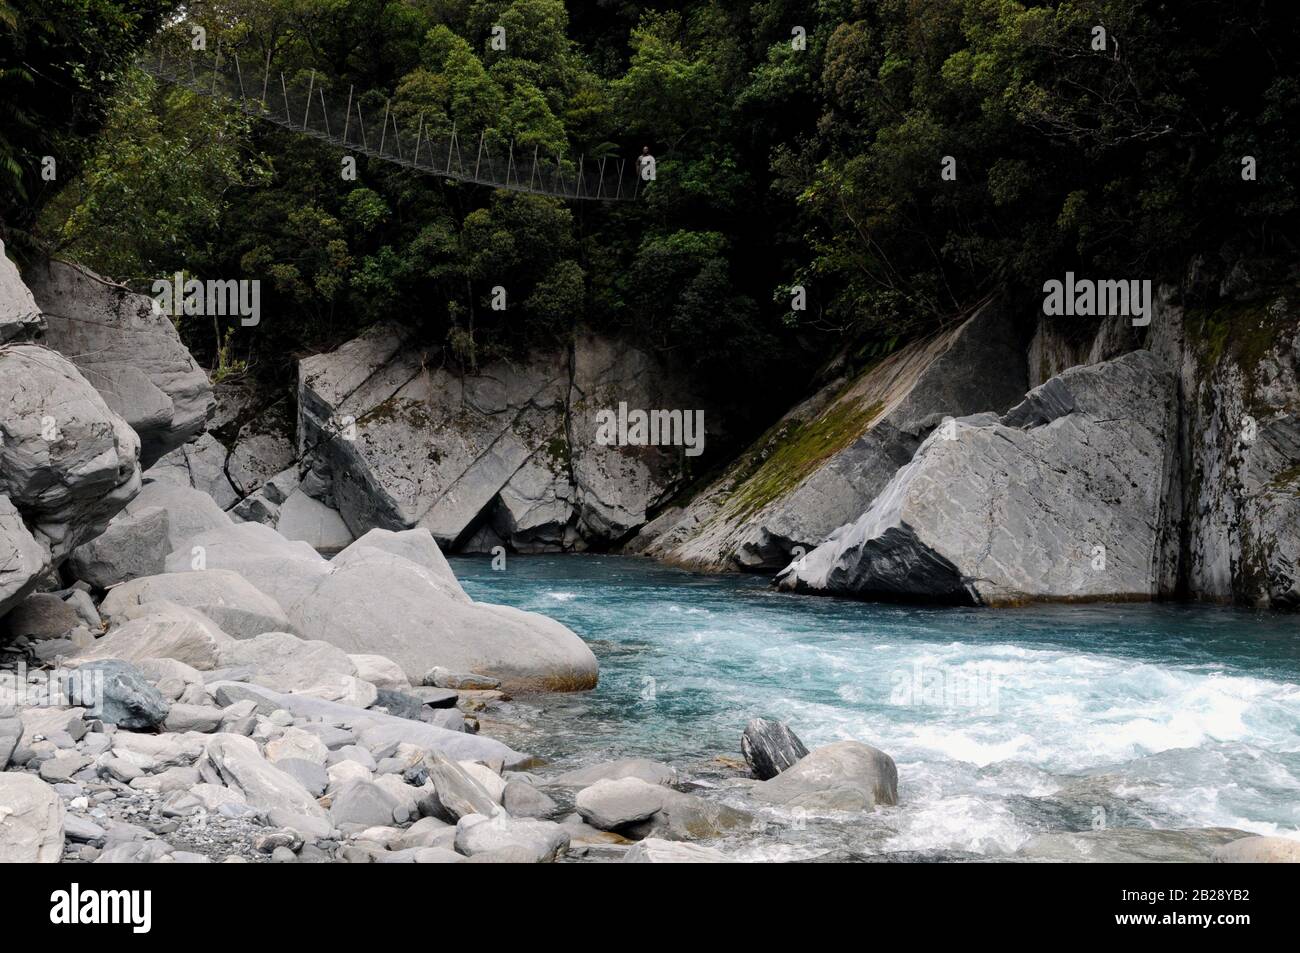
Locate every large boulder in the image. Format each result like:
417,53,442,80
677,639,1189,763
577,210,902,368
297,324,711,552
25,258,214,466
0,774,64,862
67,477,232,589
0,343,141,615
288,542,597,692
163,521,328,616
74,602,234,669
741,718,809,780
453,813,569,862
0,242,45,344
778,350,1179,605
750,740,898,812
635,301,1029,571
99,569,292,639
63,659,170,729
215,631,358,693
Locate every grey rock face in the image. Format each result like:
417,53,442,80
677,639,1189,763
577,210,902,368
778,350,1178,605
297,324,710,552
750,741,898,812
26,258,214,466
0,242,45,344
741,718,809,780
63,659,170,729
0,774,64,862
0,344,142,614
638,301,1029,571
1166,293,1300,608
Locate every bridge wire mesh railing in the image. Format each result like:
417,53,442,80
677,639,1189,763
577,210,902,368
138,34,642,202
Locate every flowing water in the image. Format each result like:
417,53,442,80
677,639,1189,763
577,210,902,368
451,554,1300,861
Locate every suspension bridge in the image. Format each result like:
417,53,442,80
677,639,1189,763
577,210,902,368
138,32,643,202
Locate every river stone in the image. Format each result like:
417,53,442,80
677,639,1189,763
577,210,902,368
26,257,215,466
3,592,78,641
741,718,809,780
265,727,329,766
163,703,223,733
502,779,558,819
424,666,500,690
330,779,401,828
549,758,679,789
624,787,750,841
76,602,234,669
275,759,330,795
778,350,1178,605
622,838,728,863
349,654,412,692
1213,835,1300,863
199,733,327,819
422,750,499,821
0,774,64,862
454,813,569,863
575,777,665,830
63,660,170,729
100,569,292,640
751,740,898,812
216,631,356,693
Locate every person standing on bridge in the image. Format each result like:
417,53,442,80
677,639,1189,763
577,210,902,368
638,146,656,182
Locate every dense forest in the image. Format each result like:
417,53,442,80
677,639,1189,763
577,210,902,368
3,0,1299,434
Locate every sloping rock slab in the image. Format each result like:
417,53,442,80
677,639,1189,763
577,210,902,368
778,350,1178,605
